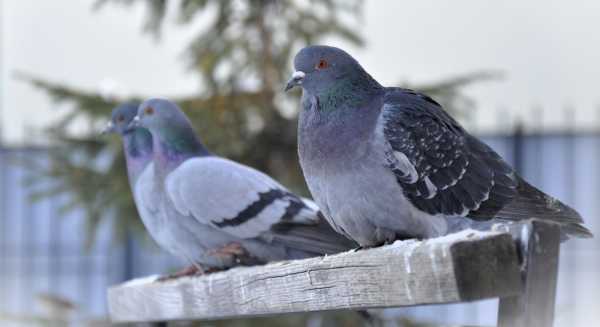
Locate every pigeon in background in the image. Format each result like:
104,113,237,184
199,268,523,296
102,103,159,242
127,98,356,275
286,45,592,247
103,103,152,184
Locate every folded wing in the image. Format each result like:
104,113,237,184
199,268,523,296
165,157,319,240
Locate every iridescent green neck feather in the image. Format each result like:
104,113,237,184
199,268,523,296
317,71,383,111
152,123,210,172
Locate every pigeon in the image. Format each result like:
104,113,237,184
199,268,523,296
103,103,152,184
102,103,179,269
286,45,592,247
127,98,356,274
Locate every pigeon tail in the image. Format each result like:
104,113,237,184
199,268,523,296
493,176,593,238
270,212,357,256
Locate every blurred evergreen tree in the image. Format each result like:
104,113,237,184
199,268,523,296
22,0,497,245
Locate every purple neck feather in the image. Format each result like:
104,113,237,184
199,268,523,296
150,128,210,177
122,133,153,185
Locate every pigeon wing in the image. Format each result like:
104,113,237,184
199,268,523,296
379,88,519,219
165,157,319,239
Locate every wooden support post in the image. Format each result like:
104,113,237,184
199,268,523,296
497,220,561,327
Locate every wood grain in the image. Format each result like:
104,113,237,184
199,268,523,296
108,229,522,323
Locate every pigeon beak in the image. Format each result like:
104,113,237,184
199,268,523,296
128,115,141,129
285,71,305,92
100,121,115,135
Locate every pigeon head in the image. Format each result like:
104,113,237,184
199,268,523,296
104,103,153,181
102,103,140,135
130,98,191,132
286,45,379,96
131,98,209,161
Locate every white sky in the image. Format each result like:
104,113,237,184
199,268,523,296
2,0,600,144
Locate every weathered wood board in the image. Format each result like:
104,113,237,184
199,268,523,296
498,220,561,327
108,229,522,323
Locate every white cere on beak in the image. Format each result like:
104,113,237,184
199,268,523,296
292,71,305,82
285,71,306,91
101,120,114,134
128,115,141,129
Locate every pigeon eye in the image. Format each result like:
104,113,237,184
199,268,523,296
117,115,125,122
144,106,154,115
316,59,329,70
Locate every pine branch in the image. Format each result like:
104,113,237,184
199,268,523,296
15,72,124,119
404,70,504,118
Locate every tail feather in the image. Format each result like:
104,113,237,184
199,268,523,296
561,222,594,238
494,177,592,238
270,211,357,255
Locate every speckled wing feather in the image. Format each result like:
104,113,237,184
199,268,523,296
380,88,519,219
380,88,591,237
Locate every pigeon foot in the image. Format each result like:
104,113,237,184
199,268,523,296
156,264,224,282
208,243,262,266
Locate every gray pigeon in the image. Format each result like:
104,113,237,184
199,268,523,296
286,45,592,247
103,103,172,272
128,98,356,275
103,103,152,186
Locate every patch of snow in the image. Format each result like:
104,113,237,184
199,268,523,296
520,223,531,251
429,244,444,301
122,275,160,287
404,280,413,302
427,228,499,245
491,222,512,233
400,241,420,274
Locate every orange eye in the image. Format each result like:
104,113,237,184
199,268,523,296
117,115,125,122
316,59,328,70
144,106,154,115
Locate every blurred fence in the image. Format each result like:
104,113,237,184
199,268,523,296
0,128,599,326
0,148,180,325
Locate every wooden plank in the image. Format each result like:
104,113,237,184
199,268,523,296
497,220,561,327
108,229,522,323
